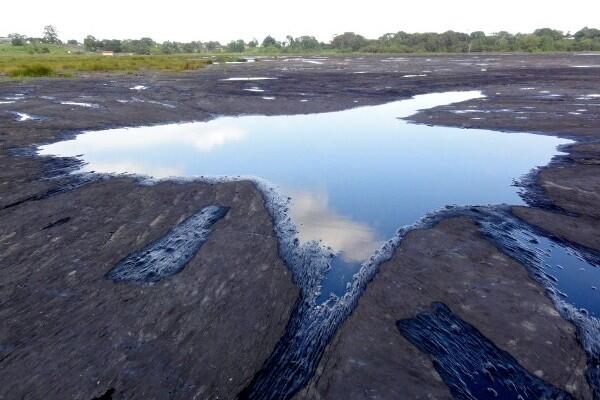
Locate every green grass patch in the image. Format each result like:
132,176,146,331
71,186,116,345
7,64,55,77
0,54,217,78
0,43,75,55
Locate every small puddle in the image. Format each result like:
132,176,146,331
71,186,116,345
220,77,277,81
11,112,39,121
60,101,100,108
301,59,323,65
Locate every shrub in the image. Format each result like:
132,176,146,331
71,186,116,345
7,64,55,77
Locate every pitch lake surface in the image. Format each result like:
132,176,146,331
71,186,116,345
38,90,600,397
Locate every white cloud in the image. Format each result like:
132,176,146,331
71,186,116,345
81,161,182,179
288,189,382,263
39,122,246,155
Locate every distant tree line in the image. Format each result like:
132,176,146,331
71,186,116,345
83,36,159,54
76,34,328,54
366,28,600,53
6,26,600,54
7,26,62,53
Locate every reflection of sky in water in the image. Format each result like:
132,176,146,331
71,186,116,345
287,189,382,263
39,91,570,299
512,229,600,317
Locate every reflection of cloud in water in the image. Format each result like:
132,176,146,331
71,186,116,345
81,161,182,179
40,124,246,155
288,190,382,263
187,127,245,152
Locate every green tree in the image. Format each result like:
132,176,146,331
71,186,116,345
285,35,295,47
130,37,156,54
182,41,203,53
262,35,280,48
534,28,564,41
516,34,542,52
105,39,123,52
205,41,221,51
160,41,180,54
493,31,515,51
226,39,245,52
43,25,60,44
574,27,600,40
331,32,368,51
9,33,26,46
83,35,99,52
294,36,320,50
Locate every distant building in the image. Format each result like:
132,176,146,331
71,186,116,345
0,37,11,43
101,51,114,56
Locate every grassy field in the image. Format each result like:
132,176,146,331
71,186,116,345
0,42,350,78
0,44,229,78
0,55,217,77
0,43,76,56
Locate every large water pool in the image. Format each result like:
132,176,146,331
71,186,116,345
39,91,571,300
40,91,600,398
